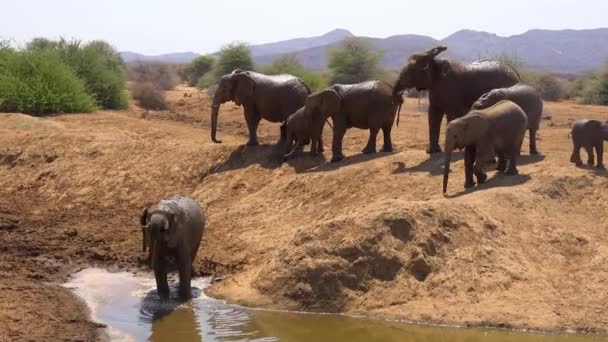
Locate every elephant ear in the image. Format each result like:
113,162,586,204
463,114,490,146
316,88,341,119
234,73,255,106
430,59,451,81
139,207,149,227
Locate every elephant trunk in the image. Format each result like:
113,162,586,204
443,143,454,194
211,102,222,143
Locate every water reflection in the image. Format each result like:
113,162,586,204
64,268,608,342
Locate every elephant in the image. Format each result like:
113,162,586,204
472,83,543,155
569,119,608,169
443,100,528,193
393,46,520,154
210,69,311,146
282,106,326,160
298,81,402,163
140,195,205,301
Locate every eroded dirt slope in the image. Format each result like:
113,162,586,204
1,86,607,339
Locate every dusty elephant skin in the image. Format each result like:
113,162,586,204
140,195,205,301
210,69,311,146
288,80,402,163
443,100,528,193
472,83,544,155
393,46,520,154
569,119,608,169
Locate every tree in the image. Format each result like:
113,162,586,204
213,42,254,79
260,54,327,92
327,38,382,85
180,55,214,86
532,73,566,101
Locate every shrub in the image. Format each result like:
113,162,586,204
260,55,327,92
180,55,214,86
128,62,179,90
49,39,128,109
195,72,217,90
575,61,608,105
529,72,566,101
130,82,167,110
327,38,383,85
0,49,96,114
213,42,254,80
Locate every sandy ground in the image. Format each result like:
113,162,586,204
1,85,607,340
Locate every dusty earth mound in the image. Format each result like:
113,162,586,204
1,85,608,339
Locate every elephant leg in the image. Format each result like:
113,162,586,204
244,108,260,146
362,128,379,154
529,128,539,155
177,247,192,300
505,147,520,175
596,143,605,169
381,123,393,152
310,138,318,155
317,126,325,153
331,120,347,163
153,243,170,301
496,152,507,173
464,145,476,189
277,123,286,146
427,105,444,154
284,140,305,160
570,143,583,166
585,145,595,165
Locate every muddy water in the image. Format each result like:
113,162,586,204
64,268,608,342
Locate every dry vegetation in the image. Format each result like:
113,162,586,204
1,87,608,340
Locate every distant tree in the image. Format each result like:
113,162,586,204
213,42,254,79
531,73,566,101
26,37,58,50
260,54,327,91
180,55,214,86
327,38,383,85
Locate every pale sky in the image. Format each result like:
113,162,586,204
3,0,607,55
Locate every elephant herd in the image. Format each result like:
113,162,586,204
140,46,606,300
209,45,549,192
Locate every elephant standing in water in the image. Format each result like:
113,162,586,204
140,195,204,301
210,70,311,146
285,80,402,162
443,100,528,193
472,83,543,155
393,46,520,154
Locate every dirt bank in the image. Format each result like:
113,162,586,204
1,86,607,339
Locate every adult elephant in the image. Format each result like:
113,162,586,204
210,70,311,146
140,195,205,301
297,80,402,162
393,46,520,153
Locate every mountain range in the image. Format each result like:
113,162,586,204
120,28,608,74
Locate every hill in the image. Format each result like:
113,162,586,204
119,28,608,74
119,51,200,64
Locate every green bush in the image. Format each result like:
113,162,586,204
327,38,383,85
0,49,96,114
213,42,254,80
180,55,214,86
195,72,217,89
260,55,327,92
48,39,128,109
574,61,608,105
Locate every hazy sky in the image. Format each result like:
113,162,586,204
3,0,607,54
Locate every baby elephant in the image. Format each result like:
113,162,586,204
570,119,608,169
140,195,204,301
472,83,543,155
443,100,528,193
282,104,329,160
